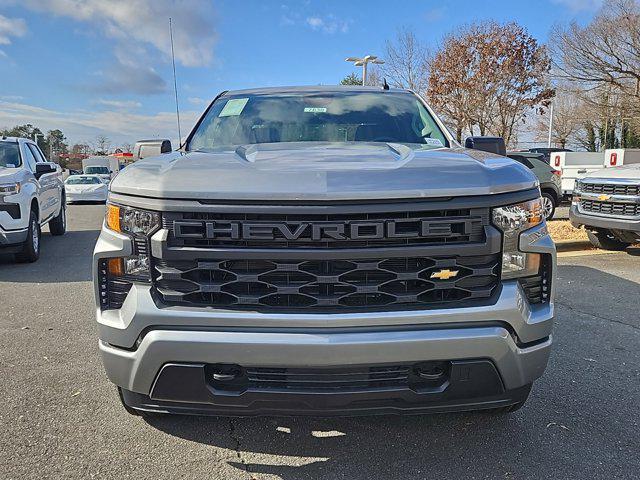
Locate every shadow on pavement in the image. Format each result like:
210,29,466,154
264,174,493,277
147,411,527,479
0,229,100,283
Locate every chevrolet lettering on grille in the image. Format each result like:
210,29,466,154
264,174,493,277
172,219,476,242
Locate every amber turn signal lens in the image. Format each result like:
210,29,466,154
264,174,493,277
107,257,124,277
106,204,121,232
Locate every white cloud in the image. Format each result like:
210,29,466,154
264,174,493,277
97,99,142,109
0,14,27,53
0,99,199,145
188,97,207,106
2,0,216,93
305,15,350,34
12,0,217,67
552,0,603,12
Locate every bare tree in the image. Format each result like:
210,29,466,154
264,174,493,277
94,135,111,155
535,85,583,148
552,0,640,109
383,28,430,94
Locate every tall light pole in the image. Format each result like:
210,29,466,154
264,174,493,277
345,55,385,86
547,102,554,148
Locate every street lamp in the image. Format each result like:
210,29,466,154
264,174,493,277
345,55,385,86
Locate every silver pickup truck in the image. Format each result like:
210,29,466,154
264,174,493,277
570,165,640,250
93,86,556,417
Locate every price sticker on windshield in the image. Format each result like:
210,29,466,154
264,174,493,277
219,98,249,117
424,138,444,147
303,107,327,113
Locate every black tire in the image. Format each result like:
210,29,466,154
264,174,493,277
541,192,556,220
15,210,41,263
49,201,66,236
587,229,630,251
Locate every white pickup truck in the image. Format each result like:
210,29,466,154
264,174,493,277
550,151,605,197
0,136,66,262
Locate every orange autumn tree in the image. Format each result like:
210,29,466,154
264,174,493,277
428,21,554,146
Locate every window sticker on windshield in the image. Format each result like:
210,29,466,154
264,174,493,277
219,98,249,117
424,138,444,147
303,107,327,113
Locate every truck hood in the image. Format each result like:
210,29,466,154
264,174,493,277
583,163,640,180
110,142,538,201
0,166,21,184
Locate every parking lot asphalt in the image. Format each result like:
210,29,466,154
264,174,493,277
1,204,639,480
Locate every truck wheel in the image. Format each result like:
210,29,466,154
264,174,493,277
15,210,41,263
49,201,67,236
541,192,556,220
587,229,630,251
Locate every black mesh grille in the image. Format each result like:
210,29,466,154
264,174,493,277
580,183,640,196
162,208,488,249
153,254,500,311
580,200,640,217
246,365,414,391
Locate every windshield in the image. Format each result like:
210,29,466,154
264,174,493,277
188,91,449,150
0,142,21,167
85,166,109,174
66,176,102,185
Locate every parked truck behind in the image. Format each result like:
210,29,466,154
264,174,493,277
82,156,119,183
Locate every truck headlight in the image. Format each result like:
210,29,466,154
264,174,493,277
105,203,160,236
103,203,159,291
0,183,20,195
492,198,543,279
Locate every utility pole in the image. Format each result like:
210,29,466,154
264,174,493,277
345,55,385,85
547,103,554,148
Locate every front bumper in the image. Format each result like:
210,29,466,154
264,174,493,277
0,226,28,248
570,203,640,233
94,217,556,416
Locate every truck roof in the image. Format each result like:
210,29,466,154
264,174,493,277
222,85,408,97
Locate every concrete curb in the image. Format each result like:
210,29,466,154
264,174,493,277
554,239,593,252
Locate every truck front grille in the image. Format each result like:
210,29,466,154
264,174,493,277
580,200,640,217
153,254,500,311
580,182,640,196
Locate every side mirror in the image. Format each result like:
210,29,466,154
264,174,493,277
464,136,506,156
134,139,173,160
35,162,57,178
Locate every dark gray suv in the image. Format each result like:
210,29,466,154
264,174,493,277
508,152,562,220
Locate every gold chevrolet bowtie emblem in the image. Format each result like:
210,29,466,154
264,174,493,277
430,269,459,280
598,194,611,201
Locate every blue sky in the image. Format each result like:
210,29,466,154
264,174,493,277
0,0,602,147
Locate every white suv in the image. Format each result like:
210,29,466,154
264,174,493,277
0,136,66,262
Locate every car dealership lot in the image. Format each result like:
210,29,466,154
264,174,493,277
1,205,639,480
